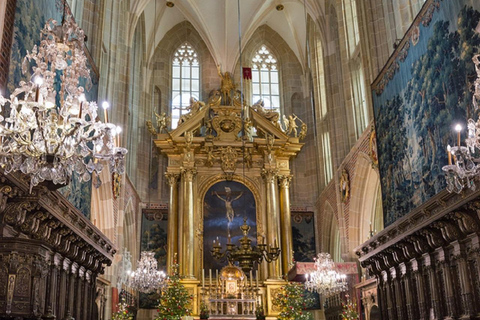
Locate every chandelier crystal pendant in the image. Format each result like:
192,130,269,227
0,16,127,190
211,217,280,273
442,54,480,193
129,251,167,293
304,252,347,297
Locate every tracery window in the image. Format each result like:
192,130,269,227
171,43,200,129
251,46,280,112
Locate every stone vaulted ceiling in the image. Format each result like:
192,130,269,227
129,0,324,73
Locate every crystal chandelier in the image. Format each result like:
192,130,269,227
442,54,480,193
129,251,166,293
211,217,280,273
304,252,347,297
0,16,127,190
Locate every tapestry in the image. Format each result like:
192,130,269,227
203,181,257,272
139,208,168,309
291,211,316,262
372,0,480,226
8,0,98,219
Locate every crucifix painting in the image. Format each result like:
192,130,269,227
203,181,256,271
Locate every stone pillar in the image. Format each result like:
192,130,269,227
411,260,427,320
76,267,85,319
58,258,70,318
278,174,293,275
438,259,456,319
181,167,196,278
423,255,442,319
165,173,180,274
454,253,475,317
401,263,418,320
47,254,61,314
262,168,280,279
68,263,78,317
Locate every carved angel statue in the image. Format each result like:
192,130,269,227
286,114,299,137
208,89,222,108
146,112,170,135
340,169,350,203
217,65,235,104
178,97,205,126
299,121,308,140
155,112,170,133
252,99,279,123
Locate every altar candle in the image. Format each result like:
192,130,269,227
202,269,205,288
256,270,259,289
447,145,452,165
250,270,253,287
209,269,212,287
216,269,219,286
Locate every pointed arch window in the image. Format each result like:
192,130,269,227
251,46,280,112
171,43,200,129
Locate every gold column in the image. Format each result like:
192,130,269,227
278,175,293,276
165,172,179,274
181,167,196,278
262,168,280,279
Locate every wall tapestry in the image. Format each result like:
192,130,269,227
203,181,257,272
139,208,168,309
8,0,98,219
291,211,316,262
372,0,480,226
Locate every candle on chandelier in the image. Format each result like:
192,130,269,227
102,101,110,123
34,77,43,102
116,126,122,148
447,145,452,165
455,124,462,146
78,94,85,119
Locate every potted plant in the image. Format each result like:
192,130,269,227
255,304,266,320
199,302,209,320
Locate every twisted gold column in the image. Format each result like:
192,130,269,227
278,175,293,276
262,168,281,279
181,167,197,278
165,172,179,274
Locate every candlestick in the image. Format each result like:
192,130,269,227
102,101,109,123
447,145,452,165
455,124,462,146
209,269,212,287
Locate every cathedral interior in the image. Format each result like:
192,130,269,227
1,0,480,320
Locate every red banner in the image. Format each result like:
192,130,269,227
242,67,252,80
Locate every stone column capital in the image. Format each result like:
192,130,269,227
181,167,197,182
165,172,180,186
261,168,279,183
278,175,292,189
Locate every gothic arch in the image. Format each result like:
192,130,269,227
348,152,380,255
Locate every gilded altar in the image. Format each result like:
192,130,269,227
151,84,306,317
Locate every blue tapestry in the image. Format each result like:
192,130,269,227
139,208,168,309
372,0,480,226
8,0,97,219
203,181,257,272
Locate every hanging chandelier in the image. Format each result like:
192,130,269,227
129,251,167,293
211,217,280,273
442,54,480,193
0,16,127,190
304,252,347,297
